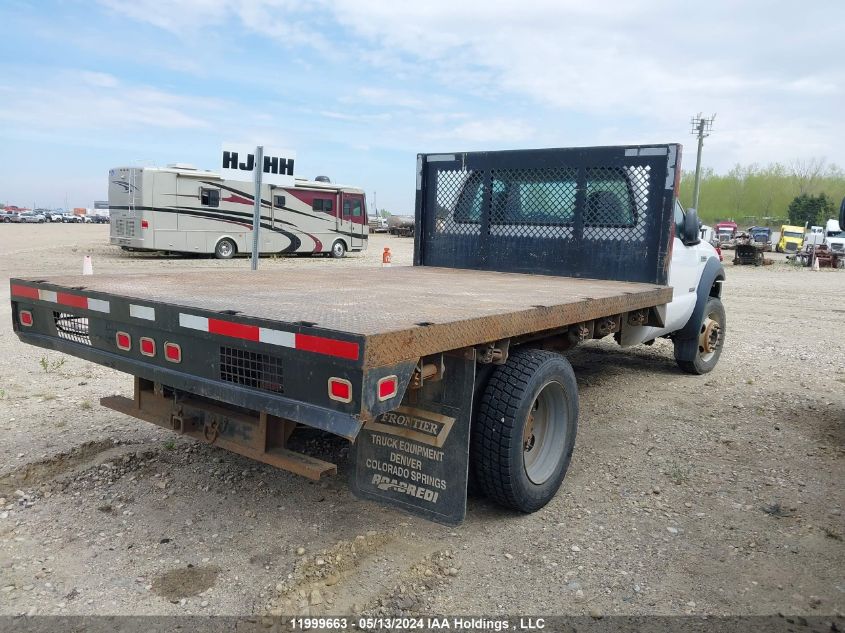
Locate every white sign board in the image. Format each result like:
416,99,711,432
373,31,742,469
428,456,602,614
220,143,297,187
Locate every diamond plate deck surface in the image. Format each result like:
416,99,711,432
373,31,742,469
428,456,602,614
19,267,672,367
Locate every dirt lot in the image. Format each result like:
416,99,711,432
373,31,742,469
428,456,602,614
0,224,843,617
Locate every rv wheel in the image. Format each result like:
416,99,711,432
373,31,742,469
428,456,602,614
214,238,236,260
331,240,346,258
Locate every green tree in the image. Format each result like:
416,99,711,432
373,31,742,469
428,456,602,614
787,193,834,227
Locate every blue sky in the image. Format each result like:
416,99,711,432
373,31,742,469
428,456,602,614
1,0,843,212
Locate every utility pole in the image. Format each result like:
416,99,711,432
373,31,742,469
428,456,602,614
373,191,377,216
689,113,716,211
251,145,264,271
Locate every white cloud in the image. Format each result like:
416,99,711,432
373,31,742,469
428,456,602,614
445,119,534,143
0,69,219,132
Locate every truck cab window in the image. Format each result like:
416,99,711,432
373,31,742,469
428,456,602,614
491,173,576,225
200,188,220,208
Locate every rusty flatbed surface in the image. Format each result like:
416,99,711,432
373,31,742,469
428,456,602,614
19,267,672,367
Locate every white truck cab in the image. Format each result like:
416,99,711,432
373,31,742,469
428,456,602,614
621,201,723,362
824,219,845,254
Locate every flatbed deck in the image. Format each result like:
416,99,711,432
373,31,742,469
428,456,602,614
16,266,672,367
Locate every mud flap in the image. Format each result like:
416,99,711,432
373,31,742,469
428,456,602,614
350,351,475,525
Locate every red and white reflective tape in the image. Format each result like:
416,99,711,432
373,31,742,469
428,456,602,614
129,304,156,320
11,284,110,313
178,313,359,360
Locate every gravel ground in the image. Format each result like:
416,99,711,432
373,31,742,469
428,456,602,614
0,223,842,618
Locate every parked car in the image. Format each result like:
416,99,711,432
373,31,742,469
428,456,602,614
2,212,22,223
63,214,83,223
46,211,68,222
92,215,110,224
19,212,46,223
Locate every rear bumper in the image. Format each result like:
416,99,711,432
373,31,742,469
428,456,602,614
16,330,364,439
110,236,145,248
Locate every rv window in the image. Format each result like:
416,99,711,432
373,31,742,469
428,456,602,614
274,195,286,208
351,200,363,217
312,198,333,213
200,188,220,207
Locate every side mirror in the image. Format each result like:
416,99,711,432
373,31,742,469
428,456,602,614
683,208,701,245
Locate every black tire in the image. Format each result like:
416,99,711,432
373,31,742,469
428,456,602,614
214,238,236,260
472,348,578,513
674,296,726,375
330,240,346,259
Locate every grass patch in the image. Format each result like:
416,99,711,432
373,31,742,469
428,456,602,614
39,356,66,373
666,460,691,486
80,400,93,410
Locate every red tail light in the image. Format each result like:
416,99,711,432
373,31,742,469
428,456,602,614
116,331,131,351
19,310,33,327
141,219,149,229
328,377,352,403
164,342,181,363
139,337,156,357
377,375,398,401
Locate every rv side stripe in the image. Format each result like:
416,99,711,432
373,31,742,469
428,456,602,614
11,285,39,300
177,312,359,360
12,285,110,313
130,304,156,320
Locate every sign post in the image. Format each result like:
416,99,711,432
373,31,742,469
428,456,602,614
251,146,264,271
219,143,297,271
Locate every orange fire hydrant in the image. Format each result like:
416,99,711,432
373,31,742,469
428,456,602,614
382,247,392,267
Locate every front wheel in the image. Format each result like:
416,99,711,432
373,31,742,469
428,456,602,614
214,238,236,260
472,349,578,513
330,240,346,258
674,296,726,375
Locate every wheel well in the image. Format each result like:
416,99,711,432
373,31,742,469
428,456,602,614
710,275,724,298
332,238,349,250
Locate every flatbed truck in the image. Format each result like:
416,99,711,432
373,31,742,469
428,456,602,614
10,144,725,525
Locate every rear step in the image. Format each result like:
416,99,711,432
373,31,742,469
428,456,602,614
101,378,337,480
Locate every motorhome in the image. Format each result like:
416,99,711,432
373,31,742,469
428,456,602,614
109,164,368,259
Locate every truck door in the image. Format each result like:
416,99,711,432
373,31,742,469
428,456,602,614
341,194,365,249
